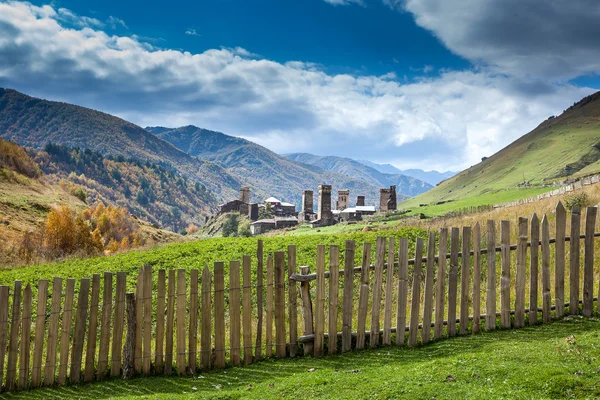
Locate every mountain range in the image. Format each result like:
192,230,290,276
357,160,456,186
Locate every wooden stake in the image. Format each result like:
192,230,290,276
96,273,112,380
486,220,496,331
58,279,74,385
529,214,540,325
408,238,424,347
583,207,596,317
155,269,166,374
165,269,175,374
422,232,436,343
460,227,471,335
396,238,409,345
143,265,152,375
189,268,199,373
243,255,253,364
266,256,274,357
434,229,448,339
229,261,241,367
200,266,212,370
18,284,32,390
328,245,340,353
448,228,459,336
370,237,386,348
356,243,371,349
84,274,100,383
314,246,326,356
70,278,90,383
555,202,566,318
255,240,264,360
569,207,581,315
342,240,355,352
6,281,21,391
383,237,395,345
275,251,287,358
287,247,298,358
0,286,10,390
31,280,48,387
515,218,528,328
472,222,481,334
110,273,126,377
542,215,552,322
500,220,511,329
214,263,225,368
176,269,187,373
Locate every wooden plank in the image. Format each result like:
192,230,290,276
422,232,435,343
396,238,409,345
486,220,497,331
434,229,448,339
165,269,176,375
583,207,597,317
356,242,372,349
472,223,481,334
383,237,395,345
229,261,241,367
314,245,326,356
134,270,143,374
58,279,74,385
143,265,152,375
200,266,212,370
370,237,386,348
6,281,21,391
243,255,253,364
275,251,286,358
500,220,511,329
460,227,471,335
569,207,581,315
176,269,187,373
287,247,298,358
189,269,199,373
300,266,314,356
84,274,100,383
448,228,460,337
0,286,10,390
328,245,340,353
214,263,226,368
123,292,136,379
555,202,566,318
342,240,355,352
255,240,264,360
529,214,540,325
31,279,48,387
542,215,552,323
96,272,112,380
155,270,166,374
18,284,32,390
70,278,90,384
514,217,528,328
266,256,274,358
408,238,424,347
110,273,126,377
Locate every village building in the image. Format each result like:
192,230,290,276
218,187,259,221
250,216,299,235
379,185,397,211
339,205,376,221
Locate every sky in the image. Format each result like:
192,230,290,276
1,0,599,171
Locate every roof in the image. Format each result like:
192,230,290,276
275,216,298,222
250,219,276,225
264,197,281,203
280,202,295,207
341,206,376,213
332,210,341,215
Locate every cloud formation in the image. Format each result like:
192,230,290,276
0,1,595,171
185,28,200,36
323,0,364,5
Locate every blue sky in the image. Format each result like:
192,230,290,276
1,0,600,171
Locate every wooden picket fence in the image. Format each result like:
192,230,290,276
1,203,600,392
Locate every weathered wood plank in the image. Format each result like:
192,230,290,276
500,220,511,329
583,207,597,317
434,229,448,339
314,246,326,357
472,222,481,334
84,274,100,383
328,245,340,353
134,270,143,374
189,268,199,373
0,286,9,390
342,240,355,352
529,214,540,325
97,272,112,380
110,273,126,377
243,255,253,364
408,238,424,347
176,269,187,373
143,265,152,375
515,217,528,328
448,228,459,337
356,242,371,349
229,261,241,367
383,237,395,345
165,269,175,375
266,255,274,358
123,292,136,379
555,202,566,318
300,266,314,356
541,215,552,322
200,266,212,371
275,251,286,358
31,279,48,387
569,207,581,315
370,237,386,348
422,232,436,343
58,279,74,385
214,263,226,368
255,240,264,360
70,278,90,384
486,220,496,331
155,270,166,374
18,284,32,390
460,227,471,335
6,281,21,391
396,238,409,345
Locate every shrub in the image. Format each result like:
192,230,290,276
564,192,590,211
222,214,239,237
186,223,199,235
238,221,252,237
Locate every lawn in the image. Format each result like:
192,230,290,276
3,318,600,399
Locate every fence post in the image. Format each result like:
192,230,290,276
434,229,448,339
422,232,436,343
356,243,371,349
448,228,459,337
229,261,241,367
214,264,226,369
383,237,395,345
110,273,126,377
530,214,540,325
134,271,143,374
328,245,340,353
569,207,581,315
31,280,48,387
555,202,566,318
143,265,153,375
255,240,264,360
500,221,511,329
189,269,199,373
0,286,9,390
155,270,166,374
342,240,355,352
44,278,62,386
460,227,471,335
314,246,326,357
243,255,254,364
408,238,424,347
288,247,298,358
583,207,597,317
18,284,32,390
541,215,551,322
200,266,212,370
165,270,175,374
58,279,75,384
84,274,101,383
70,278,90,384
472,222,481,334
123,292,136,379
515,218,528,328
266,256,274,357
97,272,112,380
486,221,496,331
300,266,314,355
370,237,386,348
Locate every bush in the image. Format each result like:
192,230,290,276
238,221,252,237
564,193,590,211
222,214,239,237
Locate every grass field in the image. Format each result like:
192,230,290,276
3,318,600,399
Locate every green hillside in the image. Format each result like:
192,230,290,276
402,91,600,215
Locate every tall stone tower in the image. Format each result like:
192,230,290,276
239,187,250,203
379,188,391,211
336,190,349,211
356,196,365,207
317,184,332,225
388,185,397,211
299,189,315,222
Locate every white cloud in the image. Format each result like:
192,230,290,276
0,1,595,171
185,28,200,36
323,0,364,6
107,15,127,30
56,7,104,28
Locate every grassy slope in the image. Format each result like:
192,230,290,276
402,92,600,216
6,318,600,399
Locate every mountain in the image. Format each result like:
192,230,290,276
283,153,433,197
357,159,456,186
146,125,388,207
0,88,239,206
401,91,600,215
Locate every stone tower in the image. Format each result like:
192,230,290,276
336,190,349,211
379,188,391,211
388,185,397,211
239,187,250,203
317,184,332,225
299,189,315,222
356,196,365,207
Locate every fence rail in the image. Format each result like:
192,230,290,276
0,202,599,393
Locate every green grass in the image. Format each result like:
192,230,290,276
4,318,600,399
